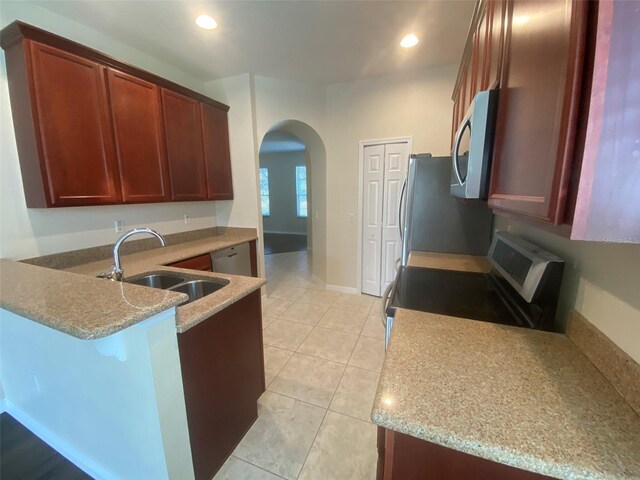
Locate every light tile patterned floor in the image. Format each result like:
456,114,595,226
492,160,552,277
214,251,385,480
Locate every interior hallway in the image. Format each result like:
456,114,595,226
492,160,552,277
214,251,385,479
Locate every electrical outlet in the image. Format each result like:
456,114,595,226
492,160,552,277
114,220,124,233
184,214,191,225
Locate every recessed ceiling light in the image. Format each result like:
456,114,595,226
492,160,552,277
195,14,217,30
400,33,419,48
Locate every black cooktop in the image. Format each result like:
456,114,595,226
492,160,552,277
388,266,525,327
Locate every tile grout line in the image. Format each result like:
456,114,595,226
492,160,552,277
229,455,288,480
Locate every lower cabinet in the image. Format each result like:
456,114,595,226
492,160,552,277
377,428,553,480
178,291,265,480
167,253,213,272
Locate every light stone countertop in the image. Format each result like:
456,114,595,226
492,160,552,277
0,259,187,339
372,308,640,479
0,230,265,339
407,250,491,273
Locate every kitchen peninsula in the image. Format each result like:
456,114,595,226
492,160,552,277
0,227,265,480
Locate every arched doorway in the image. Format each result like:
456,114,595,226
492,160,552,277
258,120,327,286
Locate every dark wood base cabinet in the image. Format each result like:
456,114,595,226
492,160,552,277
167,253,213,272
178,291,265,480
377,428,553,480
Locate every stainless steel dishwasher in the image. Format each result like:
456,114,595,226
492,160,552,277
210,243,252,276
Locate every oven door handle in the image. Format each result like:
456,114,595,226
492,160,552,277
381,281,394,328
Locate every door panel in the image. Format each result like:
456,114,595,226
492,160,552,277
161,88,208,201
380,143,409,291
29,41,120,206
107,68,170,203
201,103,233,200
488,0,588,223
362,145,385,296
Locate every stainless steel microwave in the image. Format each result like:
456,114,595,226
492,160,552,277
450,89,498,199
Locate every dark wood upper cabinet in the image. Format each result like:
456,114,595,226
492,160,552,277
161,89,208,201
1,21,232,208
107,68,171,203
201,103,234,200
487,0,588,224
453,0,639,243
451,0,504,149
6,40,121,207
486,0,506,90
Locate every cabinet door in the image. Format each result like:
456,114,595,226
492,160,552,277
488,0,588,224
29,41,120,206
201,103,233,200
381,429,553,479
107,68,170,203
167,253,212,271
161,88,207,201
178,291,264,480
474,3,490,91
486,0,506,89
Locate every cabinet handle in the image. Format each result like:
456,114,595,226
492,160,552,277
453,117,471,186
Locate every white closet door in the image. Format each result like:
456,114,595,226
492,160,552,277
361,145,385,296
380,142,409,293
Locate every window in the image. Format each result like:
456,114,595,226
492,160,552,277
296,166,307,217
260,168,270,216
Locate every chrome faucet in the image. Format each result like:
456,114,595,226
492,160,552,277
99,228,166,281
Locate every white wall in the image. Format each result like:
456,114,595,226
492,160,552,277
0,3,217,260
260,151,308,235
325,65,458,288
253,77,328,282
0,307,195,480
496,216,640,364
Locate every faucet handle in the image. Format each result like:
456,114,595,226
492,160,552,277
97,266,123,282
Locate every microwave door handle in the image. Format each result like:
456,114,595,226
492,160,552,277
453,116,471,186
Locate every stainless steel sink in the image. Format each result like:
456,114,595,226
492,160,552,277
126,272,230,305
127,273,185,289
169,279,230,304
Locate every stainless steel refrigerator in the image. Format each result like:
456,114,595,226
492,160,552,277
400,154,494,266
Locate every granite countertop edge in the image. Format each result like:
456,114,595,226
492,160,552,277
0,231,263,339
370,409,590,480
0,293,187,340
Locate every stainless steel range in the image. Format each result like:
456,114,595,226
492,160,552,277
383,232,565,348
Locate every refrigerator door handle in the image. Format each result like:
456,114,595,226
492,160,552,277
398,175,408,243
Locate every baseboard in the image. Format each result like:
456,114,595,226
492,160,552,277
263,231,307,236
5,401,117,480
325,284,359,294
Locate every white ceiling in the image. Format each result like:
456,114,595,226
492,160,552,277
31,0,474,85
